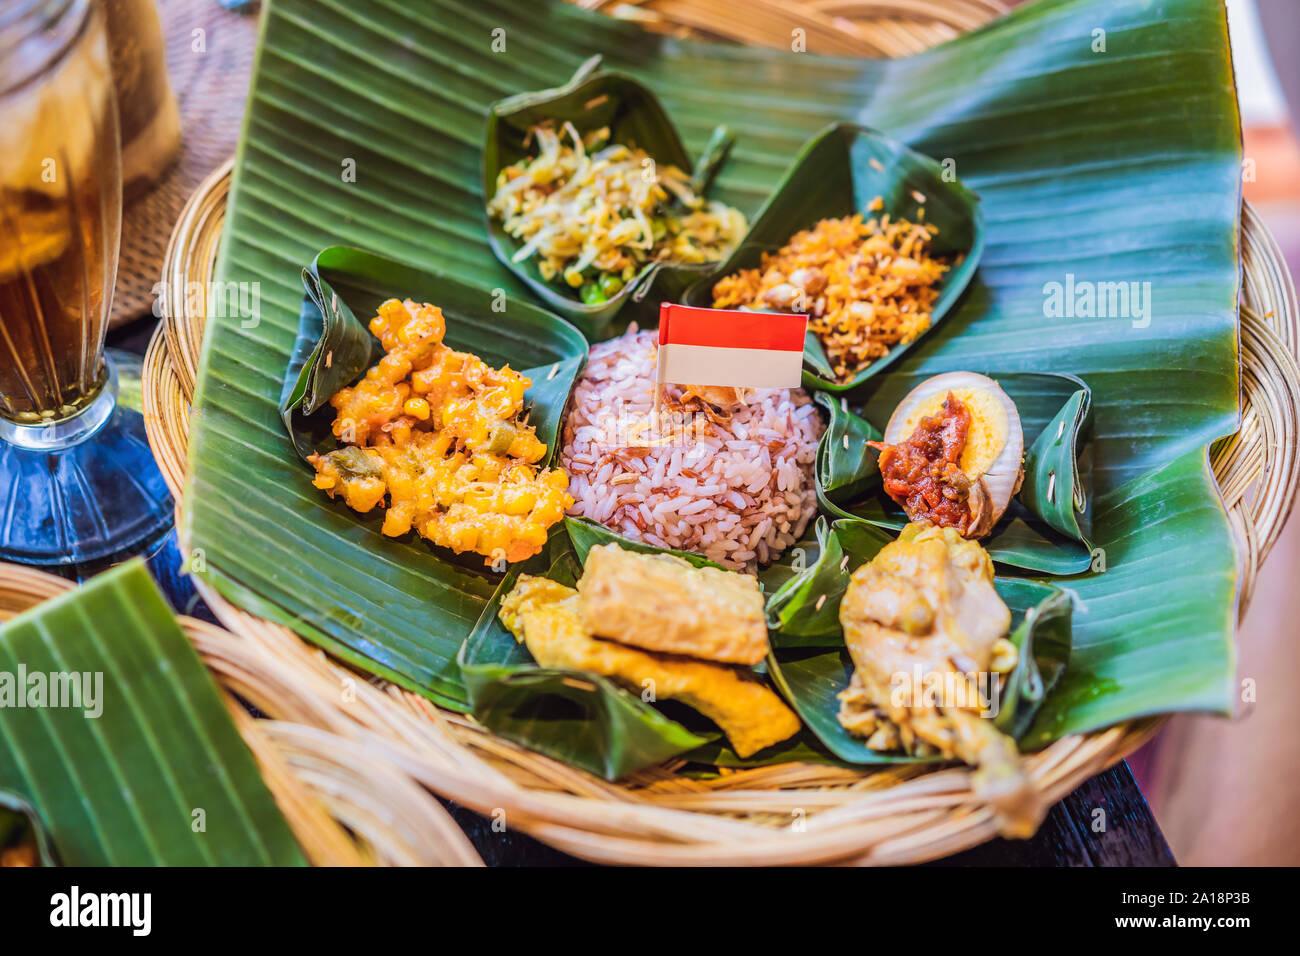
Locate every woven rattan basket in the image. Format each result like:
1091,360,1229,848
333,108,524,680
134,0,1300,865
0,562,483,865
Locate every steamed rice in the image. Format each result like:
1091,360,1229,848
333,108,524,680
561,329,824,571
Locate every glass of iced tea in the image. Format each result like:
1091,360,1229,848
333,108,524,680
0,0,171,565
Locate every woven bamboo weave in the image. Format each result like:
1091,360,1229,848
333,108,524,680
0,562,484,866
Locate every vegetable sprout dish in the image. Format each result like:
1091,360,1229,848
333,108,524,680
487,122,746,305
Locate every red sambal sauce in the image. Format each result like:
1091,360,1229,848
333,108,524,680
868,393,974,533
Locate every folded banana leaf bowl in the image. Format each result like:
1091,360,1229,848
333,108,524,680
481,56,732,334
137,0,1300,866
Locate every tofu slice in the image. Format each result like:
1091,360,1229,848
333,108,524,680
576,544,770,666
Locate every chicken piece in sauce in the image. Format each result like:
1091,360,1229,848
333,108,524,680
837,521,1041,835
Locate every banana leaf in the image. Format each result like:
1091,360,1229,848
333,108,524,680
0,561,304,865
814,391,881,502
283,246,587,464
188,0,1241,760
684,730,846,769
1019,388,1093,545
463,518,843,778
994,579,1074,739
484,58,735,335
190,245,587,711
754,523,823,596
765,517,893,645
767,648,920,764
564,515,725,571
683,122,984,391
822,373,1096,574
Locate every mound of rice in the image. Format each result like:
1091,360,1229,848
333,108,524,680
561,329,824,571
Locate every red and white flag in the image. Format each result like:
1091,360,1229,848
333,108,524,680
656,303,807,389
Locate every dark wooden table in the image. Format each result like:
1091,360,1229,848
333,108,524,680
85,319,1178,868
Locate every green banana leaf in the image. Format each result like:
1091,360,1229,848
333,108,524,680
462,516,843,778
564,516,725,571
192,246,588,711
0,561,304,866
994,580,1074,739
684,730,846,769
279,253,380,460
766,648,920,764
1019,388,1094,545
765,517,893,645
458,532,714,780
814,392,882,502
283,246,588,464
188,0,1241,764
823,373,1096,573
754,523,823,596
682,122,984,391
484,58,736,335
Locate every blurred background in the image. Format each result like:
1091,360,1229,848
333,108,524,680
1127,0,1300,866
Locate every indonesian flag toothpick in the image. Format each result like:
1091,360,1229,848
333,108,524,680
656,303,808,391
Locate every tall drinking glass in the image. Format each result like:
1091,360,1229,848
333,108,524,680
0,0,171,566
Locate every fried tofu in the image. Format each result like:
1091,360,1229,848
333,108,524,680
500,575,799,758
576,544,769,666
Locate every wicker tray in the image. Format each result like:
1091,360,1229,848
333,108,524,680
0,562,482,865
137,0,1300,865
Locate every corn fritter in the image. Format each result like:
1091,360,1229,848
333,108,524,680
308,298,573,566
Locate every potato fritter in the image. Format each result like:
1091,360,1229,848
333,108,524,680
308,298,572,566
